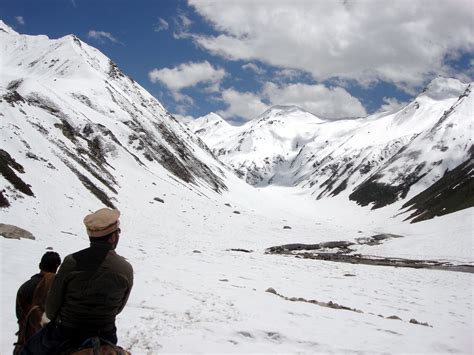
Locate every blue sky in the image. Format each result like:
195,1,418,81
2,0,474,123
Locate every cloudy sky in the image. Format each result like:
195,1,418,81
3,0,474,123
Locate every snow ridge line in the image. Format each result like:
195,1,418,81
265,287,432,328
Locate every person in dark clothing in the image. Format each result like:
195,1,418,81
14,252,61,354
21,208,134,355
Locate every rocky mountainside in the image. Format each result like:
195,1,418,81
191,78,473,220
0,21,229,211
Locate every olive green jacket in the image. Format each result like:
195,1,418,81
46,242,133,330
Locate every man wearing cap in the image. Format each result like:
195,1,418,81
22,208,133,354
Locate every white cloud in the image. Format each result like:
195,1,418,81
378,97,409,113
263,83,367,119
149,61,227,101
87,30,120,44
275,69,305,80
217,83,367,121
217,89,268,121
242,63,265,75
188,0,474,92
15,16,25,26
154,18,169,32
179,14,193,28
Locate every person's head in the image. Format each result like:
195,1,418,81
39,251,61,273
83,208,121,249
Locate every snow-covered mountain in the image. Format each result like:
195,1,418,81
0,20,230,213
1,23,473,355
191,79,473,221
191,106,326,185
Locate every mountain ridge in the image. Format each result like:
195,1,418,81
0,22,232,212
191,78,473,220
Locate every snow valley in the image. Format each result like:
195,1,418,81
1,21,473,354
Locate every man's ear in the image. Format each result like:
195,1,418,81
111,231,119,244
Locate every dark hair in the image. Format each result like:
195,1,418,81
39,251,61,273
89,228,120,243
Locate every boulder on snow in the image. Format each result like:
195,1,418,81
265,287,277,295
0,223,35,240
227,248,253,253
283,225,292,229
409,318,432,327
233,210,241,214
154,197,165,203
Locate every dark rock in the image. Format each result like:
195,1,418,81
3,90,25,105
219,279,229,282
61,160,115,208
54,119,78,142
225,203,231,207
372,233,403,241
349,163,427,209
192,250,201,254
266,243,321,253
154,197,165,203
320,241,354,249
233,210,241,214
228,248,253,253
26,152,41,161
0,189,10,207
386,315,402,320
409,318,431,327
402,153,474,223
238,331,253,338
6,79,23,91
0,224,35,240
108,60,125,79
0,149,34,197
265,287,277,295
344,273,356,277
283,225,292,229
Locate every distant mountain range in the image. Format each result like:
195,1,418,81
1,20,472,223
190,79,473,222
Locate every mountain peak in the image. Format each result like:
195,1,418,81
258,105,306,117
254,104,322,125
0,20,16,34
195,112,229,126
421,77,469,100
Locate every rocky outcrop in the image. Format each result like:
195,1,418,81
0,223,35,240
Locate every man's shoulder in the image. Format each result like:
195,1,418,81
107,251,133,274
109,251,133,267
17,273,42,294
62,253,77,266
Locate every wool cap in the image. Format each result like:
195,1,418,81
83,208,120,238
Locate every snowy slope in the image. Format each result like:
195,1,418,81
191,106,327,185
192,79,473,218
0,20,229,214
1,23,473,354
188,112,234,148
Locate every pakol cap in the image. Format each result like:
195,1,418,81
83,208,120,238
